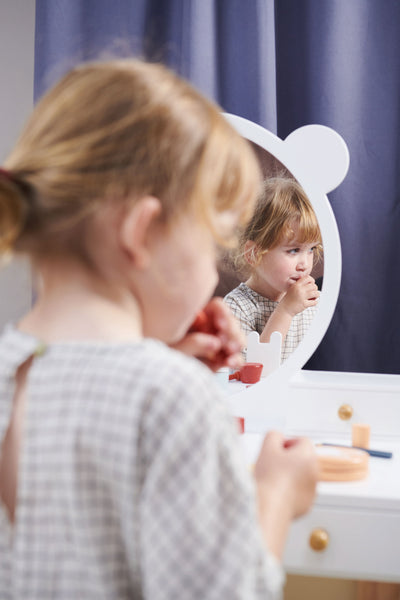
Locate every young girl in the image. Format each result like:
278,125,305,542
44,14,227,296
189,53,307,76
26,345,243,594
224,176,322,362
0,59,318,599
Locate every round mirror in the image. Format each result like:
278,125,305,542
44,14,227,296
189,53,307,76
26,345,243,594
223,114,349,415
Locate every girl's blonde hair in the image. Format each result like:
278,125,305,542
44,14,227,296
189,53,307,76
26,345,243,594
235,176,322,272
0,59,261,260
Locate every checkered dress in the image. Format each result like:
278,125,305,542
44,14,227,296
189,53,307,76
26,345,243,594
0,326,283,599
224,282,318,362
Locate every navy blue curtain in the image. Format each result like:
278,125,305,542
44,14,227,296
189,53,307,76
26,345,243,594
34,0,400,375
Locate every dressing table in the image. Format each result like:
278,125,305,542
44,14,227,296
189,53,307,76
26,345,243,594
224,114,400,584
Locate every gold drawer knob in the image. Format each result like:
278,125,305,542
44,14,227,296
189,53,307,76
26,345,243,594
309,528,329,551
338,404,353,420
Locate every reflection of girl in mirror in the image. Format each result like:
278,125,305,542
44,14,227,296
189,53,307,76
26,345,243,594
224,177,322,362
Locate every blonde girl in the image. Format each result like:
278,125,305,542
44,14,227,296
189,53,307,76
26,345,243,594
0,59,317,599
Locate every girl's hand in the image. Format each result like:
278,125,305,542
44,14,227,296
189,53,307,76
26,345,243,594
171,297,245,371
255,431,318,519
254,431,319,559
280,275,319,317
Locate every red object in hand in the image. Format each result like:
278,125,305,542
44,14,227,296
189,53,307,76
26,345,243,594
188,309,228,362
188,310,214,334
229,362,263,384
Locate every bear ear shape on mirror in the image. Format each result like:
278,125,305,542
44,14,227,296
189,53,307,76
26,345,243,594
284,125,350,195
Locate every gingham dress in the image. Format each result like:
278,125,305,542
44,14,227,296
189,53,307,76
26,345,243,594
224,282,318,362
0,325,284,599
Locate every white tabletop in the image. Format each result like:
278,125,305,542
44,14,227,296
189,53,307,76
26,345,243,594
240,432,400,512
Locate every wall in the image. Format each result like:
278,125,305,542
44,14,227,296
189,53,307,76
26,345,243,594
0,0,35,329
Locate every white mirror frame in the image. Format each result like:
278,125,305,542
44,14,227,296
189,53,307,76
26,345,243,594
224,114,350,421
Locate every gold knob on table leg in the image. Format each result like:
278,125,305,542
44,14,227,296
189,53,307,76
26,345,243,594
309,528,329,551
338,404,353,420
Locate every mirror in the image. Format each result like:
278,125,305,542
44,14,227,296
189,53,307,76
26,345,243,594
217,140,324,371
223,114,349,420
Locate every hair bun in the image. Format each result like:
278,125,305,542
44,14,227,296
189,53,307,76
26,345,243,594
0,168,32,253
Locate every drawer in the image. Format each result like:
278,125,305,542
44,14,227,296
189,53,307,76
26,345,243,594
284,505,400,582
286,370,400,438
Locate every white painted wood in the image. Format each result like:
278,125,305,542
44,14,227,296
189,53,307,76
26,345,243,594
286,370,400,439
285,504,400,582
246,330,282,377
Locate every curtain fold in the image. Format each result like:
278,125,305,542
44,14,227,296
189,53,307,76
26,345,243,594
34,0,400,374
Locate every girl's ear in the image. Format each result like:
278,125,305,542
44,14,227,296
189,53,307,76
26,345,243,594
244,240,258,266
119,196,162,269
